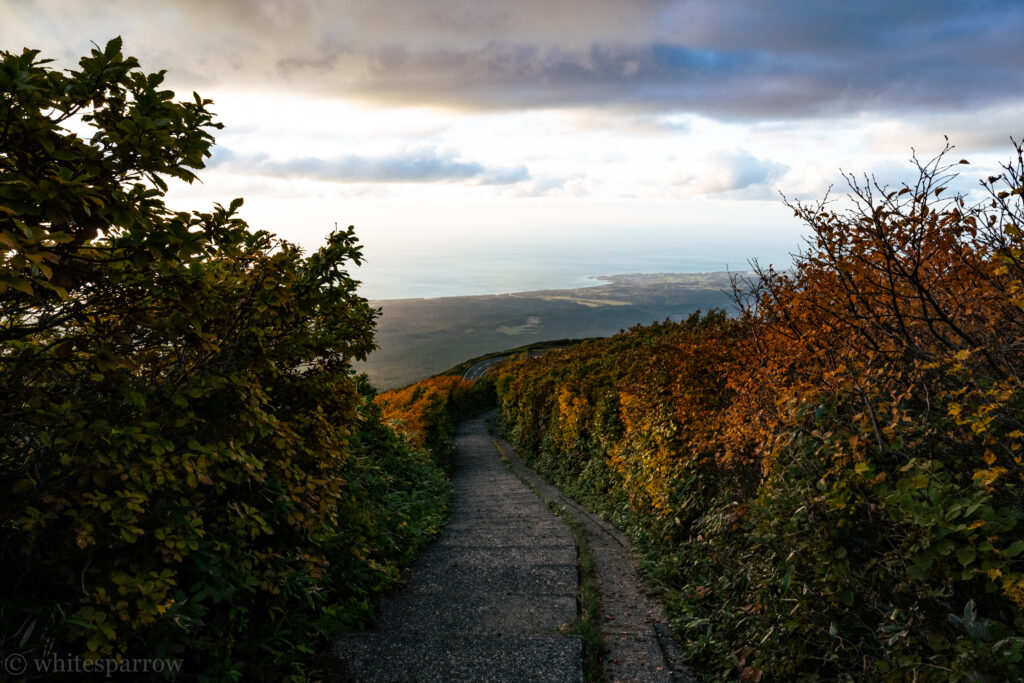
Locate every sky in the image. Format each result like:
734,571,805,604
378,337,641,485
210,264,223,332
3,0,1024,298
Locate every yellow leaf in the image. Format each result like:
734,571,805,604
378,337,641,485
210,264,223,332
5,277,34,296
973,467,1007,489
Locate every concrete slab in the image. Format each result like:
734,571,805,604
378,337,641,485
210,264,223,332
441,519,568,534
406,561,577,595
414,545,578,568
332,633,583,683
328,414,584,682
432,526,574,548
602,633,677,682
377,593,577,634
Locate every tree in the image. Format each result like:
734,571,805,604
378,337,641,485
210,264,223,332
0,38,405,680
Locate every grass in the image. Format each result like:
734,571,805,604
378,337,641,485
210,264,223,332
547,502,604,683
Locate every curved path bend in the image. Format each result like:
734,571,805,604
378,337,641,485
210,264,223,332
462,356,507,380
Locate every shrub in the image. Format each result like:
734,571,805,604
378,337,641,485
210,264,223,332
0,39,447,681
496,143,1024,680
374,375,485,457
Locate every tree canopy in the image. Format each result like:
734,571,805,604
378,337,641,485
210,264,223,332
0,38,450,681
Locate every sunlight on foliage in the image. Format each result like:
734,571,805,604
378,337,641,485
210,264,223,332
497,142,1024,680
375,376,474,452
375,373,499,455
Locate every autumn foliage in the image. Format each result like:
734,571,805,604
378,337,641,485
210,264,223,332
374,372,500,454
375,375,474,452
497,143,1024,679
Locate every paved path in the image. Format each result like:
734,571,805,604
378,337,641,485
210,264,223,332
331,415,583,682
462,356,507,380
495,432,694,683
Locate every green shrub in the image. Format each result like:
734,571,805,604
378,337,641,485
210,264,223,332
0,39,448,681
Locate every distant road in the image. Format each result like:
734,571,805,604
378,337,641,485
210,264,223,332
462,356,507,380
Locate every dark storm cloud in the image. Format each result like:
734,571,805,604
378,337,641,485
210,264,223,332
209,147,530,185
6,0,1024,119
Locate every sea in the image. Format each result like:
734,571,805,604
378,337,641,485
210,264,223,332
352,224,805,301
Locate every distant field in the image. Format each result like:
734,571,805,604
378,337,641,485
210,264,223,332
356,272,741,390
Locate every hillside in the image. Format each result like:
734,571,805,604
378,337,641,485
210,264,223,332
485,146,1024,680
357,271,738,390
376,143,1024,680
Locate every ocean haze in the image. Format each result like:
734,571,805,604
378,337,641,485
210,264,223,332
352,224,803,300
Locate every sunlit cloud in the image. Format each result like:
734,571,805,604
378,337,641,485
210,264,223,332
6,1,1023,117
673,150,789,197
4,0,1022,297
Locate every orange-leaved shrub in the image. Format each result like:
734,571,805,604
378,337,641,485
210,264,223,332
375,376,473,453
375,373,498,456
496,142,1024,680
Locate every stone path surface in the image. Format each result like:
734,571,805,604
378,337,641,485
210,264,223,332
493,426,695,683
331,415,583,682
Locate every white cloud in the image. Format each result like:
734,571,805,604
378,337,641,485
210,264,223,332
675,150,789,196
6,1,1022,299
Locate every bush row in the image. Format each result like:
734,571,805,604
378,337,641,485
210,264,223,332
0,41,449,681
496,145,1024,680
374,374,498,454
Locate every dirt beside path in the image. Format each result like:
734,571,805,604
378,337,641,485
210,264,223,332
492,421,695,683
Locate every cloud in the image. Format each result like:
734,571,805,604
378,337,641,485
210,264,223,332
207,147,529,185
4,0,1023,119
503,175,591,198
867,105,1024,154
676,150,789,196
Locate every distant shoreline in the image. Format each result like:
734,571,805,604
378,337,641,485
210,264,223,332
365,270,751,305
356,271,740,390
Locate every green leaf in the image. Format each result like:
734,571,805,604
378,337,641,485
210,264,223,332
957,547,977,567
779,564,795,597
5,277,34,295
1005,540,1024,558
